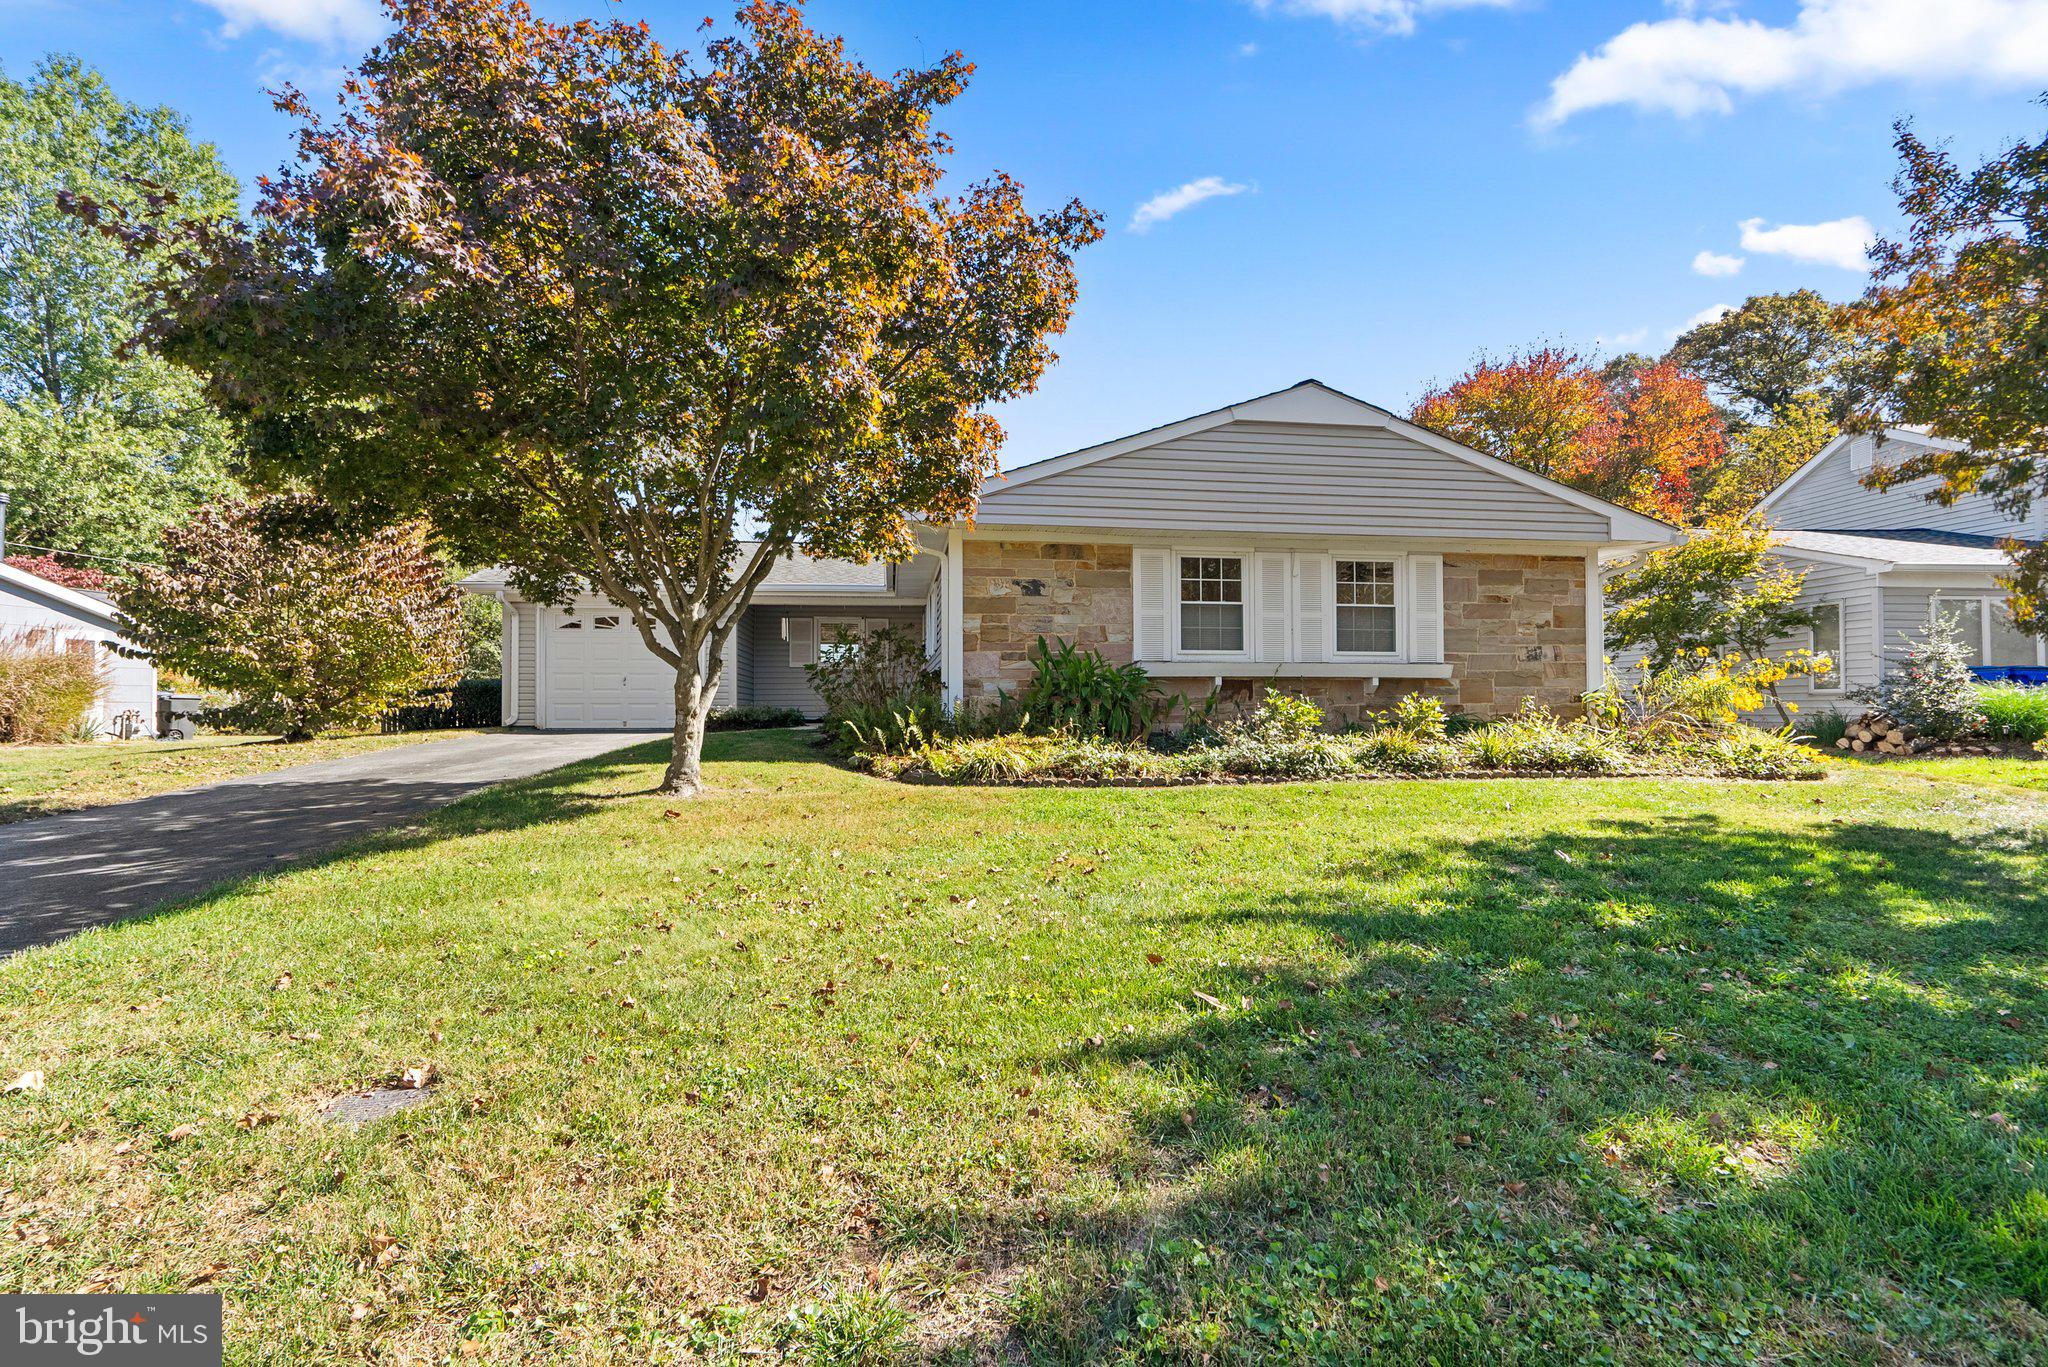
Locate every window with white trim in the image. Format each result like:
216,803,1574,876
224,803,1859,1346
1931,595,2042,667
1334,560,1398,655
816,616,865,666
1178,555,1244,653
1809,602,1842,692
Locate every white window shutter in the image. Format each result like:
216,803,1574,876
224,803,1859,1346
1295,553,1331,663
1254,552,1291,661
1134,548,1171,661
788,616,817,667
1409,554,1444,663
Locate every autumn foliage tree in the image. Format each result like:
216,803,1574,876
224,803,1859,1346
1845,108,2048,636
103,0,1099,794
1412,348,1724,523
121,496,464,740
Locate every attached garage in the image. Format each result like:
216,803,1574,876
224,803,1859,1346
463,548,942,730
539,604,683,730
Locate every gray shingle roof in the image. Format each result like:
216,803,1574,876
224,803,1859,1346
1782,528,2028,568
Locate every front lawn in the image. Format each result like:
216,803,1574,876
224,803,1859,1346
2,730,2044,1362
0,730,491,824
1846,751,2048,795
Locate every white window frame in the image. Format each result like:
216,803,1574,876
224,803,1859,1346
815,615,865,665
1170,548,1254,662
1807,601,1844,694
1930,594,2047,668
1330,555,1406,662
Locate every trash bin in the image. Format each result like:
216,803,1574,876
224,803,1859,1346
157,692,203,741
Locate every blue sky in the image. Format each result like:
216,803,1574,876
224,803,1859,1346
6,0,2047,466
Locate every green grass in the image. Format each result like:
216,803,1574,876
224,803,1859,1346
1843,751,2048,795
3,730,2046,1362
0,730,491,824
1980,684,2048,744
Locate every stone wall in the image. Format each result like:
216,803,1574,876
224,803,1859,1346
956,544,1587,721
960,541,1133,697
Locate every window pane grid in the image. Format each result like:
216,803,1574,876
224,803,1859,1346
1336,560,1397,654
1178,555,1244,652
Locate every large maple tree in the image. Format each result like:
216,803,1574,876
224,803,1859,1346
102,0,1100,794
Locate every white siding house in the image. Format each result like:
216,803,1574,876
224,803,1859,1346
0,559,157,738
1732,429,2047,718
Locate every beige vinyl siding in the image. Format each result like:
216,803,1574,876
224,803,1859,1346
977,420,1611,540
513,602,538,726
743,604,924,716
1769,438,2036,537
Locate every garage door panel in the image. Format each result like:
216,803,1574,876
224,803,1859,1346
543,603,675,730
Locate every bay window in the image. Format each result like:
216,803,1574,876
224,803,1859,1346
1178,555,1244,653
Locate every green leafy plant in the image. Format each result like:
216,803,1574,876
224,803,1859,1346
0,626,106,743
1853,620,1986,742
1801,708,1853,748
1019,637,1172,741
805,626,940,720
1977,683,2048,743
1376,691,1448,740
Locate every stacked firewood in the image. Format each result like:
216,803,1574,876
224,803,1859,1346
1834,710,1999,757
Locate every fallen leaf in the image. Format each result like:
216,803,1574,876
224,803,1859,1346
398,1065,433,1090
164,1124,196,1143
3,1070,44,1094
1192,991,1224,1011
1144,953,1163,966
235,1110,280,1130
272,973,292,991
749,1273,770,1302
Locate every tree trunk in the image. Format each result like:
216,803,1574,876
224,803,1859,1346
660,655,713,797
1765,683,1793,729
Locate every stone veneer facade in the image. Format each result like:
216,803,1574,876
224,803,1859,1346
959,542,1587,723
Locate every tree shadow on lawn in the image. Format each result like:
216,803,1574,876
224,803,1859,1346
0,739,679,956
939,810,2048,1361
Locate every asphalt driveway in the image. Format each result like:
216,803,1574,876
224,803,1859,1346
0,730,660,955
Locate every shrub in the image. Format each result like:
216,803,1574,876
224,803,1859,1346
0,627,105,743
1239,689,1324,743
706,705,809,731
120,495,465,741
1376,691,1448,740
1455,705,1629,774
381,677,502,731
805,625,939,718
1019,637,1172,741
1853,620,1985,741
1978,683,2048,743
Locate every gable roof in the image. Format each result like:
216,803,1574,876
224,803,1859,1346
982,380,1676,544
1754,426,1962,518
0,558,124,632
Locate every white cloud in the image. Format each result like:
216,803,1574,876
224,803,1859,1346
1535,0,2048,128
1738,214,1875,270
1692,250,1745,277
196,0,385,45
1128,176,1252,234
1238,41,1261,56
1676,303,1736,335
1250,0,1514,38
1596,327,1650,350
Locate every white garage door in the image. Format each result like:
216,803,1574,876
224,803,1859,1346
542,605,675,729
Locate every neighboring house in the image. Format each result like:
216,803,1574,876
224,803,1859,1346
463,381,1678,728
1751,428,2048,714
0,558,158,738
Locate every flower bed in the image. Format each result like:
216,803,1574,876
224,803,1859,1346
857,716,1821,786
